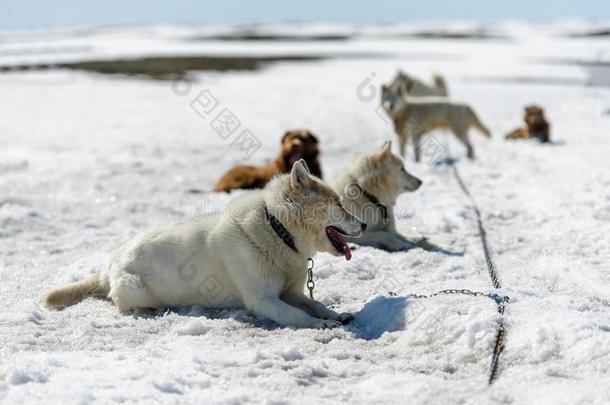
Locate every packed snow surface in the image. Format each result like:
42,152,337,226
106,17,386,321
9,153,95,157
1,20,610,404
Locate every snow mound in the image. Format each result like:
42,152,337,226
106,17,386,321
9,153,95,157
349,296,409,339
173,319,211,336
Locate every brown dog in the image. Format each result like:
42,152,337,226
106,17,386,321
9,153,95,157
505,105,550,143
214,130,322,192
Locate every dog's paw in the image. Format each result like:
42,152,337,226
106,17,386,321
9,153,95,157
337,313,354,325
315,319,342,329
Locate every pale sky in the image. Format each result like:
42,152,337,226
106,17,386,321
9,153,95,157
1,0,609,30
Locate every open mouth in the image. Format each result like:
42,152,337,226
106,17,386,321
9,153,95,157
325,226,352,261
287,151,303,167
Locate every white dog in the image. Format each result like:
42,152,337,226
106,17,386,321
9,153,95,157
44,160,366,329
332,142,422,251
389,70,448,97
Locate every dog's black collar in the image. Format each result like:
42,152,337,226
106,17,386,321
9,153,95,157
264,206,298,253
352,183,388,221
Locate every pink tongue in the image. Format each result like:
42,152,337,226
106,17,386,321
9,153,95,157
343,242,352,261
288,152,301,167
328,228,352,261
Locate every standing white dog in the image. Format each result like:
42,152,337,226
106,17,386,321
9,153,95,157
44,160,366,329
381,85,492,160
332,142,422,251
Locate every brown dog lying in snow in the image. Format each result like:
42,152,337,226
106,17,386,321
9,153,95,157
214,130,322,192
505,105,550,143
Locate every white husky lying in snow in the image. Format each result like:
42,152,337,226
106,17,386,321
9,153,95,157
332,141,422,251
44,160,365,329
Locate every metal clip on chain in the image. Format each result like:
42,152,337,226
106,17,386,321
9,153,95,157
306,258,315,299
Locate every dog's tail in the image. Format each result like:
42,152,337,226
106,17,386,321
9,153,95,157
432,74,448,96
469,109,492,138
43,274,109,310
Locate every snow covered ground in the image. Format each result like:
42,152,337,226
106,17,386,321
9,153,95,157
1,20,610,404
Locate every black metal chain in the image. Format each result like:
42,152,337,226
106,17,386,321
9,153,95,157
449,163,502,289
403,288,508,303
386,286,510,386
443,140,508,385
489,299,508,385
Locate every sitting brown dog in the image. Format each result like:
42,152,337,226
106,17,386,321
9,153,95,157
214,130,322,192
505,105,550,143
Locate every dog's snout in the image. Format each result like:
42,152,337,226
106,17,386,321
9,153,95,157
416,179,423,187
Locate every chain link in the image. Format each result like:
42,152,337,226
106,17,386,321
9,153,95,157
489,316,507,384
390,288,510,305
306,257,315,300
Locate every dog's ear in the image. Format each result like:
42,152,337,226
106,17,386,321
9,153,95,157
290,159,311,191
405,80,414,92
306,130,319,143
281,131,292,144
299,159,311,174
378,141,392,159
